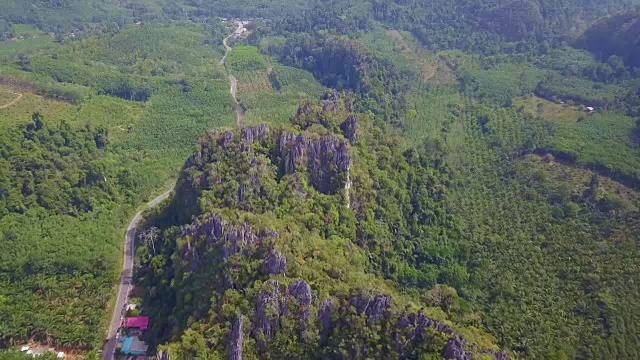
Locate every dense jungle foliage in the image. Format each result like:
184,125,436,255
0,19,235,355
578,7,640,68
1,0,640,359
0,112,169,349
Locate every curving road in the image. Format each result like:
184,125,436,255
101,189,173,360
220,20,246,127
219,20,245,66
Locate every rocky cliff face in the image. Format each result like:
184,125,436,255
170,212,510,360
174,124,352,221
341,114,358,143
350,290,391,325
228,317,243,360
288,279,313,339
279,131,351,194
262,244,286,275
318,299,334,343
178,213,281,287
156,349,170,360
253,280,290,350
442,337,470,360
241,124,270,145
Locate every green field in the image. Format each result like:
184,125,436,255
0,36,55,57
513,95,586,123
0,87,20,106
0,92,74,126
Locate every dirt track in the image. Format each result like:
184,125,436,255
220,20,247,127
230,74,244,126
0,90,23,109
219,21,245,66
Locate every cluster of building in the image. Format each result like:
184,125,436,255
116,315,150,357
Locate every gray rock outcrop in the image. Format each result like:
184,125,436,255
297,102,314,116
288,279,312,339
254,280,289,351
222,130,234,147
279,132,351,194
318,299,334,343
350,290,391,325
442,337,471,360
340,114,358,142
322,90,341,112
241,124,269,145
263,245,287,275
228,316,243,360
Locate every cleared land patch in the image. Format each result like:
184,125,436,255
384,30,455,82
513,96,587,123
0,91,75,128
385,30,410,52
236,70,273,93
521,154,639,212
0,88,23,109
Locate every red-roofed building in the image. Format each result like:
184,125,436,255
123,316,149,331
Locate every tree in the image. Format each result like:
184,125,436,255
139,227,161,256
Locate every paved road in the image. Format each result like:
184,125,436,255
101,189,173,360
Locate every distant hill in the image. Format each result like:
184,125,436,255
369,0,640,53
578,7,640,67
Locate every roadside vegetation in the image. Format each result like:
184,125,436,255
0,18,235,353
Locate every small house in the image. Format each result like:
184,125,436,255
121,336,148,356
585,106,595,113
124,316,149,331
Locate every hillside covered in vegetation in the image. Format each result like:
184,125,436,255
137,99,510,359
578,7,640,68
0,0,639,359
